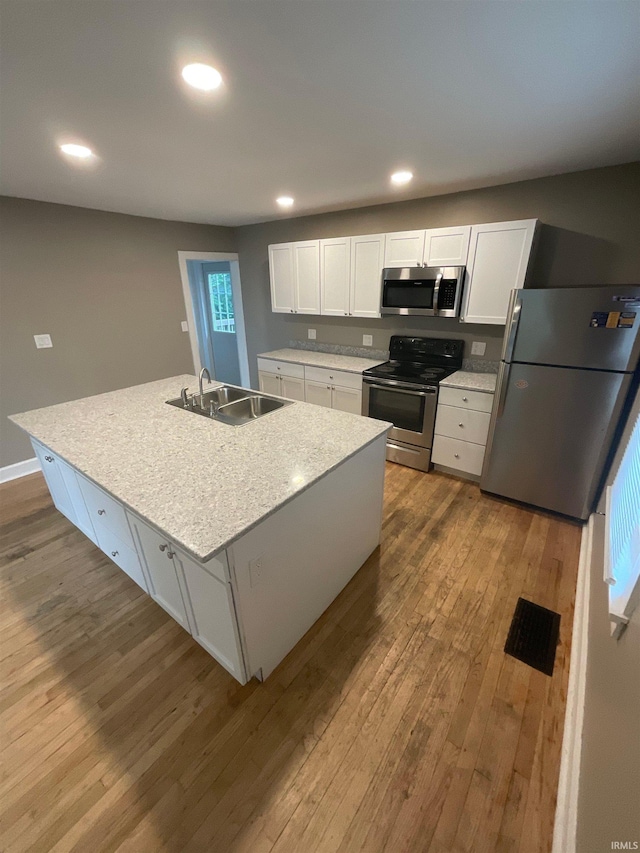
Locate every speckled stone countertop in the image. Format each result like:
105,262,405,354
9,376,390,563
440,371,497,393
258,348,385,374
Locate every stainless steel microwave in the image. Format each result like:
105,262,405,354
381,266,465,318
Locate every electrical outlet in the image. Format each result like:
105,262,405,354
471,341,486,356
181,320,189,332
362,334,373,346
308,328,316,340
249,555,264,588
34,334,53,349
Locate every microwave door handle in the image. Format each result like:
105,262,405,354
433,271,443,314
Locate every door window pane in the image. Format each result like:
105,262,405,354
208,272,235,333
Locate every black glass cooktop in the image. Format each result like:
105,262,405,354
363,360,459,387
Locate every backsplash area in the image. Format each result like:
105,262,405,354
288,341,500,374
288,340,389,361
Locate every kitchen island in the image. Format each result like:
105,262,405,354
10,376,390,683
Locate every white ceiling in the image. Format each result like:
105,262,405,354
2,1,639,226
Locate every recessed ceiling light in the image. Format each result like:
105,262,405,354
181,63,223,91
391,170,413,185
59,143,94,159
276,196,294,208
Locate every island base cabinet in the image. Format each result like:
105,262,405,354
130,516,190,630
230,435,387,680
176,553,247,684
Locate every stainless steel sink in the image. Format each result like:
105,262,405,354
166,385,292,425
215,395,290,425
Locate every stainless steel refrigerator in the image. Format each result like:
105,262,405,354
481,285,640,520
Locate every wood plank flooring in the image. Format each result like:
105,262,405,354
0,464,581,852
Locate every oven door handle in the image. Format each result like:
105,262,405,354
364,380,437,397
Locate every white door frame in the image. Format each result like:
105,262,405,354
177,251,250,388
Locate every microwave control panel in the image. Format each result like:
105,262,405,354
438,279,458,310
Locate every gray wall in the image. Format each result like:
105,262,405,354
0,197,235,467
235,162,640,386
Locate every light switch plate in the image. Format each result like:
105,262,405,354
34,334,53,349
308,329,316,340
181,320,189,332
471,341,486,356
362,334,373,346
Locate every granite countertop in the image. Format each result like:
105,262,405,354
440,371,497,393
258,348,385,374
10,376,390,563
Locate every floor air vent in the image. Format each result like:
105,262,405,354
504,597,561,676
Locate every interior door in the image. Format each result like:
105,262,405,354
481,362,632,519
201,262,242,385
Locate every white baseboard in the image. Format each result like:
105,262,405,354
552,515,593,853
0,456,41,483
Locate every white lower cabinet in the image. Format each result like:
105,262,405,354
32,441,78,527
94,524,148,592
432,387,495,478
128,513,247,682
129,515,190,629
176,551,245,682
257,358,306,401
303,365,363,414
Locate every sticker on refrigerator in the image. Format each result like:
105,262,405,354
590,311,636,328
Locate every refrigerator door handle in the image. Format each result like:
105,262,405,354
502,289,523,363
481,361,511,482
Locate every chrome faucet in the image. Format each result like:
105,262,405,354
199,367,212,406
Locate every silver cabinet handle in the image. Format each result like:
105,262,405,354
277,366,281,370
462,396,468,402
159,543,167,552
111,551,119,557
290,309,294,313
98,509,106,516
454,453,460,458
459,422,464,427
166,550,175,559
44,455,54,462
329,375,334,379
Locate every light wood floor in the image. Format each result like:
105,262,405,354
0,464,581,853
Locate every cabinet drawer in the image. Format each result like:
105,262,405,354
77,476,135,549
304,365,362,390
435,405,491,446
94,524,148,592
257,358,304,379
438,386,494,413
432,435,486,477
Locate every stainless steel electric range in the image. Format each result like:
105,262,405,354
362,336,464,471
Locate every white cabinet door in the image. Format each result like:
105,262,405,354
350,234,384,318
332,385,362,415
268,243,295,313
130,517,190,629
293,241,320,314
384,230,426,267
58,463,96,543
31,441,76,525
280,375,305,401
305,379,332,408
320,237,351,316
423,225,471,266
462,220,537,325
259,371,281,396
177,552,246,683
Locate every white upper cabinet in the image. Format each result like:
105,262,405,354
383,230,426,267
269,241,320,314
293,241,321,314
461,219,538,325
268,243,295,313
423,225,471,267
350,234,385,318
320,237,351,316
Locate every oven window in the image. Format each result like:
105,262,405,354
368,386,425,432
383,282,434,309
